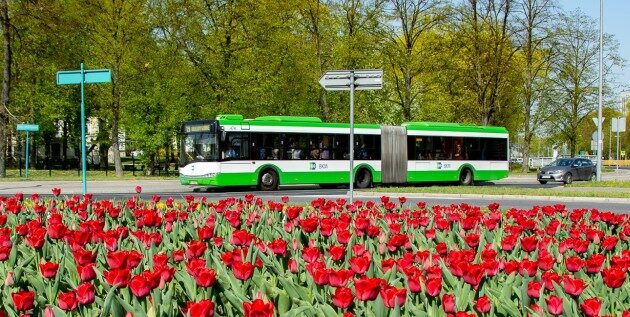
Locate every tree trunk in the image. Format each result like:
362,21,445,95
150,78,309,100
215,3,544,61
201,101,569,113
522,134,532,173
111,56,123,177
0,0,11,177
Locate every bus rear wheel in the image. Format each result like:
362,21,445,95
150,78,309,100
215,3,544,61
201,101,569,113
355,168,372,189
258,169,279,191
459,168,473,186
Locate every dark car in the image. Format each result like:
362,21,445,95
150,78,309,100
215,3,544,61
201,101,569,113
537,158,596,184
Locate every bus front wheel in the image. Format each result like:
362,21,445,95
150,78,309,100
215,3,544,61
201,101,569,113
355,169,372,189
459,168,473,186
258,169,279,191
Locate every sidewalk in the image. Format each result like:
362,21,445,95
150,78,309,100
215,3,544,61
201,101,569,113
355,191,630,204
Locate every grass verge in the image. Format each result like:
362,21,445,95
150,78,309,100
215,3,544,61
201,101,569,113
366,185,630,199
567,180,630,188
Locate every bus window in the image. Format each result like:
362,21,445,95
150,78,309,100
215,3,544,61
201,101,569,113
333,135,349,160
319,135,332,159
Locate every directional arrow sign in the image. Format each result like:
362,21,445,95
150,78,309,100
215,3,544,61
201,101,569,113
57,69,112,85
319,69,383,91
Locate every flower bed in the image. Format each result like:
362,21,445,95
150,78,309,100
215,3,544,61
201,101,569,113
0,189,629,316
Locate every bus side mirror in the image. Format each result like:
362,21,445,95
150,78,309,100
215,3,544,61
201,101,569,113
221,131,227,141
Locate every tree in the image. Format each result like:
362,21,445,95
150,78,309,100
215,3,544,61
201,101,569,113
455,0,522,127
514,0,555,172
547,10,622,156
0,0,11,177
380,0,445,121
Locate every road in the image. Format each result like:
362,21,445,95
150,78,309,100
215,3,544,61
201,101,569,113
0,175,629,213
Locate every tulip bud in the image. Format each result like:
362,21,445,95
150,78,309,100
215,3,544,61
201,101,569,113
5,272,14,286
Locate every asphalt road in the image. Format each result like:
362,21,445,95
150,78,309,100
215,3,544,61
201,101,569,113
0,175,629,213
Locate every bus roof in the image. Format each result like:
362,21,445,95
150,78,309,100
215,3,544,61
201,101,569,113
402,121,508,134
212,115,508,134
215,114,381,129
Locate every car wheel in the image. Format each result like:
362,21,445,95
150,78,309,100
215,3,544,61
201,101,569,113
538,180,548,185
563,172,573,185
589,172,596,181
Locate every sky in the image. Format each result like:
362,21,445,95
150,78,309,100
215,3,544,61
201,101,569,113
557,0,630,96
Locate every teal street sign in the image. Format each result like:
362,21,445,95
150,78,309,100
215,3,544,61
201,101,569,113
56,63,112,194
56,69,112,85
16,123,40,178
16,123,39,132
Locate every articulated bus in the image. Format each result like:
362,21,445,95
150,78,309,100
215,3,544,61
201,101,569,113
179,114,509,190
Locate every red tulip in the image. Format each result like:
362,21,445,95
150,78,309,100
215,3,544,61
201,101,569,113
349,255,371,274
586,254,605,273
194,268,217,288
77,263,96,282
580,298,601,317
332,287,354,309
51,188,61,196
425,278,442,297
104,268,131,287
232,261,254,281
302,247,321,263
527,281,542,299
308,266,330,286
380,285,407,308
288,259,298,273
130,275,151,297
58,291,78,311
39,262,59,279
442,293,456,314
329,269,354,287
12,290,35,311
186,241,207,259
546,296,564,315
463,263,484,289
474,295,491,313
601,236,618,250
135,186,142,193
565,256,583,272
183,299,215,317
243,299,274,317
520,235,538,252
602,267,626,288
355,277,382,301
562,276,587,296
76,283,95,305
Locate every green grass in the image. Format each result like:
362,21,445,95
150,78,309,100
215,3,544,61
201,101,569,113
0,169,178,181
567,180,630,188
366,185,630,199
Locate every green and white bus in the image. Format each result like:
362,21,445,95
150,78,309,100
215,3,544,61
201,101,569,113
179,114,509,190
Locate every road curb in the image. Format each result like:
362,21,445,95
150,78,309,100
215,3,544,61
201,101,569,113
354,191,630,204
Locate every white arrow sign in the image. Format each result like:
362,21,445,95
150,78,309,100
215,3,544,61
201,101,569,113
319,69,383,91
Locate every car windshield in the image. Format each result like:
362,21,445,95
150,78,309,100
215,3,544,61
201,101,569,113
547,159,574,167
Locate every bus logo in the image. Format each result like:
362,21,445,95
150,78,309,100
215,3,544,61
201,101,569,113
437,162,442,170
310,162,316,170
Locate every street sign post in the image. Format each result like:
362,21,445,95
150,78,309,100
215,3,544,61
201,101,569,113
592,117,605,181
319,69,383,204
57,63,111,194
612,117,626,170
16,123,40,178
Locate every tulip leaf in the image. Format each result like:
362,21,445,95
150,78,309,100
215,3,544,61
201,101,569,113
317,303,338,317
283,305,314,317
51,306,68,317
99,284,119,317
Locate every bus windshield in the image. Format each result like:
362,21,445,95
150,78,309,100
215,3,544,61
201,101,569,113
184,132,219,163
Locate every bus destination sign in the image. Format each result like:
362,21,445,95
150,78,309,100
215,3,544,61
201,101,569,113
185,123,213,133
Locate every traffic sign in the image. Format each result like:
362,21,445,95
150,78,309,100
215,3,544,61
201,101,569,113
319,69,384,204
612,117,626,132
592,117,605,127
56,63,112,194
16,123,39,132
57,69,112,85
319,69,383,91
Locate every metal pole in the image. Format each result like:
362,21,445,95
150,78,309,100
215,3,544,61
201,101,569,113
25,131,29,178
617,120,620,171
596,0,603,181
609,122,612,159
80,63,87,194
349,71,355,205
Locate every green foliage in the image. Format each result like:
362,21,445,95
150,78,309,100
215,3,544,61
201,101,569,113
0,0,625,173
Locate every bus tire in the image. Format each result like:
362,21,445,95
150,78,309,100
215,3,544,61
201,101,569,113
258,169,279,191
354,168,372,189
458,168,473,186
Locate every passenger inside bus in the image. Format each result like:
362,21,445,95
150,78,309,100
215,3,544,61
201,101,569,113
290,141,302,160
309,144,320,160
319,139,330,159
223,146,237,159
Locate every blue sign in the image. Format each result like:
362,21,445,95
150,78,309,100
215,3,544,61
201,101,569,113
16,124,39,132
56,69,112,85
